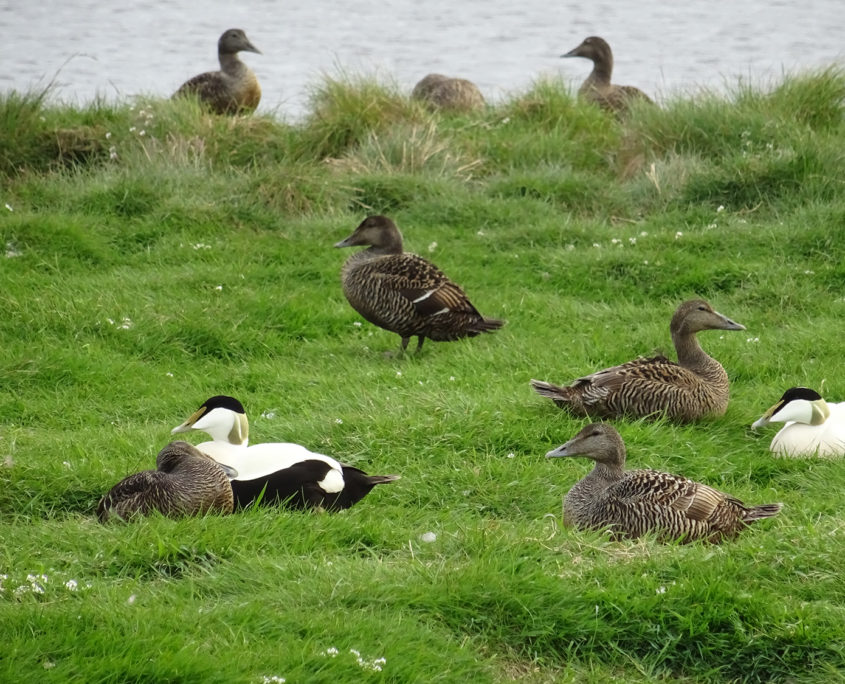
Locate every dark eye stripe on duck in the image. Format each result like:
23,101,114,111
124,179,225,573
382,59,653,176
780,387,823,402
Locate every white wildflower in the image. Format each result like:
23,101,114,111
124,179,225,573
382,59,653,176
449,376,455,381
260,677,286,684
62,461,71,469
611,238,621,245
139,130,146,136
565,243,575,251
353,321,362,327
192,243,211,250
129,126,136,132
643,260,648,265
717,205,725,213
639,231,648,237
4,203,12,212
65,579,78,591
105,132,112,139
323,647,339,657
803,270,815,275
127,594,137,605
506,452,515,459
628,237,636,245
166,372,174,378
746,337,760,343
215,285,223,291
427,241,437,253
395,371,402,377
675,231,683,239
109,146,118,160
476,230,485,236
334,418,343,424
43,661,56,670
656,586,667,594
592,243,601,248
5,242,22,258
261,411,276,420
420,532,436,543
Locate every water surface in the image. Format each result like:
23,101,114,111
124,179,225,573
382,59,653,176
1,1,843,118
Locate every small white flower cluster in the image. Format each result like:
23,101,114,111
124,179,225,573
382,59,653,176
4,203,12,211
746,337,760,343
420,531,436,543
191,243,212,250
427,241,438,253
260,677,286,684
105,317,133,330
320,647,386,672
5,241,22,258
260,410,277,420
2,573,84,598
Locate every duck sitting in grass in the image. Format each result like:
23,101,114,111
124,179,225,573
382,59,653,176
173,28,262,115
531,299,745,422
171,395,400,510
751,387,845,457
561,36,653,115
411,73,486,112
335,215,504,353
546,423,782,543
97,441,234,522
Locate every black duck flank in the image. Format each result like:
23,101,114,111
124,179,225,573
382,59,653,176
547,423,782,543
173,28,262,115
335,215,504,352
97,441,234,522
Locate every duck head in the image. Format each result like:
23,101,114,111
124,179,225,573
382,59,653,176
546,423,626,467
561,36,612,64
218,29,261,56
334,215,404,255
670,299,745,335
171,395,249,445
752,387,830,429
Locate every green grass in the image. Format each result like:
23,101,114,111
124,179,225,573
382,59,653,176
1,69,844,682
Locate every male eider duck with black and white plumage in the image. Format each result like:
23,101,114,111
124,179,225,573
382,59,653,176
751,387,845,457
171,395,400,510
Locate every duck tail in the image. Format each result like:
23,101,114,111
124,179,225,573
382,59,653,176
475,317,504,334
743,502,782,522
368,474,401,486
530,379,572,402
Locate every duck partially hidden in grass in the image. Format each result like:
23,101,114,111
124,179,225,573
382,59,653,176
751,387,845,457
173,28,262,115
97,441,234,522
547,423,782,543
561,36,653,115
411,73,486,112
172,395,400,510
531,299,745,422
335,215,504,353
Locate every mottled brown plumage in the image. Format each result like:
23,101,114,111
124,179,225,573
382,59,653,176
412,73,485,112
562,36,652,115
531,299,745,422
97,441,234,522
334,215,503,352
547,424,782,542
173,29,261,115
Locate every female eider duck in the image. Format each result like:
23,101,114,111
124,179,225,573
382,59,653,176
751,387,845,457
171,395,400,510
561,36,653,114
547,423,782,543
412,73,486,112
97,441,234,522
173,28,262,114
531,299,745,422
335,215,504,353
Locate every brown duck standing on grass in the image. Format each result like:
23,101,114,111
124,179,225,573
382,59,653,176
531,299,745,421
173,28,262,115
411,73,486,112
561,36,653,114
547,423,782,543
335,215,504,353
97,441,234,522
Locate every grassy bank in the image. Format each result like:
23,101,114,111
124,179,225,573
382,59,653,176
1,69,844,682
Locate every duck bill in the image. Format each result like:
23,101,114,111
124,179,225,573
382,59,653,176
243,40,261,55
545,443,572,459
750,403,778,430
333,235,355,248
171,408,203,434
715,311,745,331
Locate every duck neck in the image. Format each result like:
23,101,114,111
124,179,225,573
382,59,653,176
586,55,613,88
810,399,831,425
672,330,723,379
586,459,625,485
219,52,247,77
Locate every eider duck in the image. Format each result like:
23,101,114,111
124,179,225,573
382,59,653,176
173,28,262,115
531,299,745,422
561,36,653,114
751,387,845,457
335,215,504,353
171,395,400,510
547,423,782,543
97,441,234,522
411,73,485,112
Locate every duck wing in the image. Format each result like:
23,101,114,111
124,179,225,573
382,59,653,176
369,253,483,318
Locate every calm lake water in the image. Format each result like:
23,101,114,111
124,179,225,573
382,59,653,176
1,1,843,119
